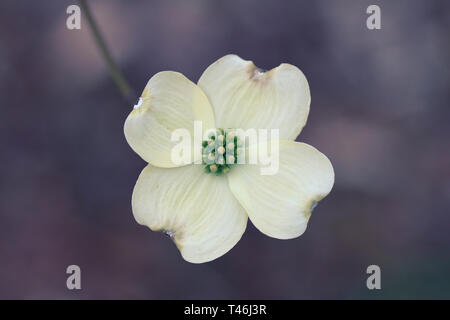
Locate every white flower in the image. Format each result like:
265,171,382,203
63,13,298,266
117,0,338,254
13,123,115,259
124,54,334,263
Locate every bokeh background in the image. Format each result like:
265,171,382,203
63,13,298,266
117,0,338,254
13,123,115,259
1,0,449,299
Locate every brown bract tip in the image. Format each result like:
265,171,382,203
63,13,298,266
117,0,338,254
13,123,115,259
246,63,273,83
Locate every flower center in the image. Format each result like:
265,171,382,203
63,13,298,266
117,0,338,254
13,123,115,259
202,129,239,175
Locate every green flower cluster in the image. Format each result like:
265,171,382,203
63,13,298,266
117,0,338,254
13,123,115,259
202,129,239,175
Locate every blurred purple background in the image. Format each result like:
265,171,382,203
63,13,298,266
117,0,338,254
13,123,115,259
0,0,449,299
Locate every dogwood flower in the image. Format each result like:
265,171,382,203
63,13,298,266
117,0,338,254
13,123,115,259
124,54,334,263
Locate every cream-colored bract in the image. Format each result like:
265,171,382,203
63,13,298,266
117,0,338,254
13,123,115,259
227,141,334,240
124,54,335,263
198,55,310,141
124,71,215,167
132,165,247,263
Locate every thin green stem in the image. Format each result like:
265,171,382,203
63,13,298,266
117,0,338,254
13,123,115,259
79,0,133,98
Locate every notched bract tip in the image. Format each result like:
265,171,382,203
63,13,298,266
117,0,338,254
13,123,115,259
133,97,143,109
162,230,175,239
305,201,319,220
247,63,272,83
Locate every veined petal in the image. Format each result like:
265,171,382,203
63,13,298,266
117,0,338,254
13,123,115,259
198,54,310,140
132,164,248,263
227,141,334,239
124,71,215,167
